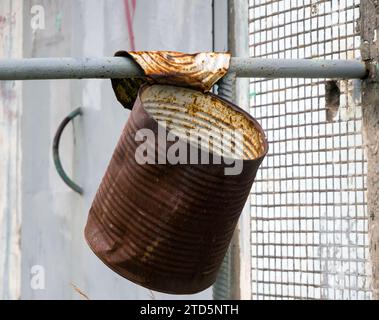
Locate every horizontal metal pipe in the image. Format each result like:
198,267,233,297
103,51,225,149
0,57,143,80
232,58,368,79
0,57,368,80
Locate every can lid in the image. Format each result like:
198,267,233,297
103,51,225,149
111,50,231,110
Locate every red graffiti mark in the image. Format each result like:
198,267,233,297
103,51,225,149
124,0,136,50
0,16,6,39
0,13,16,26
0,13,17,39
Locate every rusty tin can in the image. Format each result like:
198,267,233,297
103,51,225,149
85,84,268,294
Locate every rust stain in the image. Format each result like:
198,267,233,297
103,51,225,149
146,85,266,158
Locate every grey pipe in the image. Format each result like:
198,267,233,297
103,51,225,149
0,57,368,80
0,57,143,80
231,58,368,79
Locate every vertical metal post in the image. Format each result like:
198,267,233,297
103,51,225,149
360,0,379,300
212,0,234,300
213,0,249,300
213,73,236,300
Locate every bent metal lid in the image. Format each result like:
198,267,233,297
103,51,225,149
111,51,231,110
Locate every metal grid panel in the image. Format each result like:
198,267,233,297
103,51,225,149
248,0,371,299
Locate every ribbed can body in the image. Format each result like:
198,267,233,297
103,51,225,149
85,85,267,294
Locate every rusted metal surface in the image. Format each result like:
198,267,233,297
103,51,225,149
111,51,231,109
128,51,231,90
85,84,267,294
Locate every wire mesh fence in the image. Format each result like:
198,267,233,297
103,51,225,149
248,0,371,299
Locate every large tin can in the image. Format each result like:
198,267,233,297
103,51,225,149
85,84,268,294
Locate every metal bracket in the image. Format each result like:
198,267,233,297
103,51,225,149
52,107,83,195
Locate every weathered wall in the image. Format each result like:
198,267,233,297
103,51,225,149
0,0,23,300
15,0,213,299
360,0,379,300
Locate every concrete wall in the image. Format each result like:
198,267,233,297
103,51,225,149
0,0,23,300
1,0,215,300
